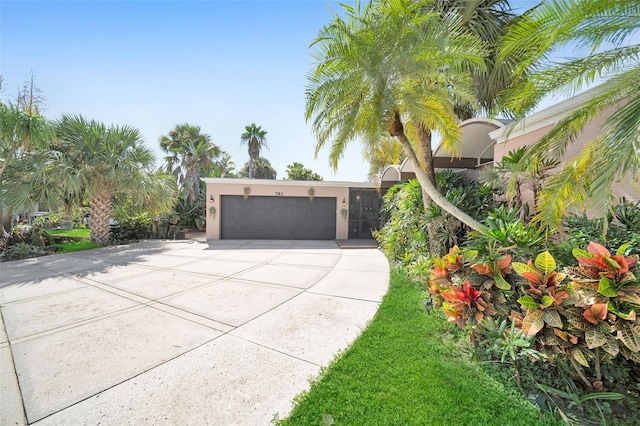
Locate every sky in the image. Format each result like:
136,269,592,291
1,0,539,182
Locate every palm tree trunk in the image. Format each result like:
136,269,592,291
389,113,485,232
90,191,112,245
248,159,254,179
0,144,19,181
417,123,437,208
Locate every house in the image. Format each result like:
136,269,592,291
202,178,380,240
203,88,638,241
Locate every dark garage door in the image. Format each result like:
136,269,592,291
221,196,336,240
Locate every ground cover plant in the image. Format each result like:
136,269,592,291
277,270,556,426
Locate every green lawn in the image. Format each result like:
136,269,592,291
46,228,100,253
46,228,91,239
49,240,101,254
278,269,557,426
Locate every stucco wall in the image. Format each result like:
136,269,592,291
203,179,360,240
492,105,640,213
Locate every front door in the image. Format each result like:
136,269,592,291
348,189,380,239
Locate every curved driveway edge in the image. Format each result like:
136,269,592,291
0,239,389,425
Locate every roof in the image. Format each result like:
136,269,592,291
201,177,378,188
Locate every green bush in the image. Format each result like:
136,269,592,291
108,214,154,243
429,241,640,425
374,173,497,280
550,200,640,265
1,242,47,260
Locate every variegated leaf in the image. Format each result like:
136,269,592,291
541,295,554,308
572,347,590,367
522,309,545,337
616,243,629,256
619,292,640,306
564,308,590,331
535,251,556,277
585,328,607,349
512,262,536,277
518,296,539,310
553,272,567,286
621,347,640,362
572,248,592,260
617,323,640,352
598,277,618,297
602,337,620,357
543,309,563,328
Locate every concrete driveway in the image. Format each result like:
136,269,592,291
0,239,389,425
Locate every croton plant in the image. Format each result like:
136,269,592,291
429,242,640,386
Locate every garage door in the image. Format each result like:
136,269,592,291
220,196,336,240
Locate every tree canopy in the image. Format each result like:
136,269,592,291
239,157,277,179
285,162,323,181
306,0,486,230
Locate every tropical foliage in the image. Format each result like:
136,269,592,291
306,0,487,230
499,0,640,228
240,123,268,179
159,124,221,205
428,240,640,420
374,172,496,280
48,115,175,244
238,157,277,179
285,162,323,181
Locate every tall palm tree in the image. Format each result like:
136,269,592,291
53,115,164,244
499,0,640,228
306,0,486,231
240,123,268,179
159,124,219,205
427,0,517,118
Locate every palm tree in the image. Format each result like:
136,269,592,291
159,123,220,206
427,0,518,118
306,0,486,231
0,95,50,181
499,0,640,228
214,152,237,178
53,115,167,244
363,135,404,181
240,123,268,179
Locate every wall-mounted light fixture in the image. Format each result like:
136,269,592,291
341,198,346,207
209,195,215,203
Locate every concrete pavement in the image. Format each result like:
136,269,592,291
0,239,389,425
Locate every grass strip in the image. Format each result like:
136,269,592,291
278,268,557,426
49,241,101,254
46,228,91,238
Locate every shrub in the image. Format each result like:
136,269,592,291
428,240,640,423
551,209,640,266
108,214,154,243
1,242,47,260
374,173,497,280
431,242,640,374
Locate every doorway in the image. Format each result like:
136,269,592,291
348,189,380,239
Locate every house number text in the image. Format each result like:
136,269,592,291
275,192,284,196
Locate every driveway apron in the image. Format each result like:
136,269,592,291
0,239,389,425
